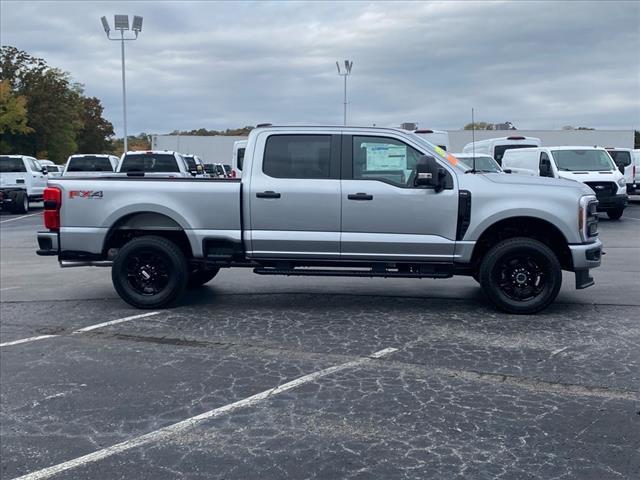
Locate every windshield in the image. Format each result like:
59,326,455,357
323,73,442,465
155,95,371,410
0,157,27,173
458,156,502,173
120,154,180,173
182,156,196,170
67,156,113,172
607,150,631,167
551,150,615,172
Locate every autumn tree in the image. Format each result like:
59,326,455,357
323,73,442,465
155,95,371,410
0,79,32,153
76,96,114,153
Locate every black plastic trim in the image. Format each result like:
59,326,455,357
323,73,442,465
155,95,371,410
456,190,472,240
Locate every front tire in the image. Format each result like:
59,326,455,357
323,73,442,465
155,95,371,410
112,235,188,309
607,208,624,220
479,237,562,314
187,268,220,287
12,191,28,213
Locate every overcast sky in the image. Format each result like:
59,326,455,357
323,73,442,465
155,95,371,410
2,1,639,136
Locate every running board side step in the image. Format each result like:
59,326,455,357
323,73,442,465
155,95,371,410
253,267,452,279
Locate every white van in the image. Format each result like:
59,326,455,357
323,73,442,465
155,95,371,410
232,140,247,178
502,146,628,219
606,148,636,194
413,129,450,151
452,153,503,173
63,154,119,177
463,136,541,165
634,149,640,190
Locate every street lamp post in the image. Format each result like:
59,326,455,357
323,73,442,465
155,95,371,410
336,60,353,126
100,15,143,153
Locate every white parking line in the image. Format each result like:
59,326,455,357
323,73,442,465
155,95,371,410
0,335,60,347
0,213,40,224
13,347,398,480
0,312,160,348
0,286,21,292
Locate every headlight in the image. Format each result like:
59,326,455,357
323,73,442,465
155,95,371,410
579,195,598,242
617,177,626,187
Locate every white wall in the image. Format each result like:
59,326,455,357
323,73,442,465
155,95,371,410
447,130,634,152
151,135,247,164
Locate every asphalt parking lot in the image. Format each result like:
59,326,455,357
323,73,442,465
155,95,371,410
1,201,639,479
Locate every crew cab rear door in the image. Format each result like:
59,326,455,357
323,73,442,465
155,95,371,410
247,132,342,259
340,134,458,261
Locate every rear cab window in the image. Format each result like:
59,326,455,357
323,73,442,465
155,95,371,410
237,148,245,171
67,156,114,172
120,153,180,173
0,156,27,172
263,135,332,179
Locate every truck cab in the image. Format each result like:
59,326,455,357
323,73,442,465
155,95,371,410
231,140,247,178
63,154,119,177
0,155,47,213
117,151,197,177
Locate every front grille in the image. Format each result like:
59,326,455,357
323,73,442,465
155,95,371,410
584,181,616,199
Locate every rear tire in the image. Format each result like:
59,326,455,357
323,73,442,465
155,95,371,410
12,191,28,214
187,268,220,287
479,237,562,314
111,235,188,309
607,208,624,220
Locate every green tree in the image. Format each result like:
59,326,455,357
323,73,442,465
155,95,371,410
76,96,114,153
0,79,32,153
463,122,494,130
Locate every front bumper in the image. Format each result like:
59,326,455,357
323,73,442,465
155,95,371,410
569,237,602,289
36,231,59,256
596,194,628,211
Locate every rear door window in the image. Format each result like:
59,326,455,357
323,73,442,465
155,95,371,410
67,156,114,172
120,154,180,173
263,135,332,179
0,157,27,172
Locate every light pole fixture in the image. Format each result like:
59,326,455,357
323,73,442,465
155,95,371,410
336,60,353,126
100,14,143,153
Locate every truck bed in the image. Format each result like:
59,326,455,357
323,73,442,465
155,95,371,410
48,177,242,258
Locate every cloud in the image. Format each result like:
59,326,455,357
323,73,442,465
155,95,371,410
2,0,639,135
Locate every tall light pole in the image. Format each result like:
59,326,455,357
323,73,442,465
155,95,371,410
336,60,353,126
101,15,143,153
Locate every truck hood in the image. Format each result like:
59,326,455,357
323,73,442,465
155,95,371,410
482,173,593,195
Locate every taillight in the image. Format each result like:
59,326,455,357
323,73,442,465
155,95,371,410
43,187,61,231
231,170,237,178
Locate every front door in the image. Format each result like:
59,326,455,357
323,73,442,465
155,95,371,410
248,133,342,259
341,134,458,261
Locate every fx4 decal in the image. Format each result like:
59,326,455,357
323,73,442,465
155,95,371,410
69,190,103,199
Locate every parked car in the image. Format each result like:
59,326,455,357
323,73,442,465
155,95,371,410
0,155,47,213
181,154,209,178
452,153,503,173
63,154,119,177
502,146,628,219
117,151,201,177
413,129,450,151
232,140,247,178
606,148,636,194
463,136,542,165
634,149,640,191
37,126,602,314
38,160,63,178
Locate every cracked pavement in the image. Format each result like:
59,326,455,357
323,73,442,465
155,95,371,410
1,203,639,479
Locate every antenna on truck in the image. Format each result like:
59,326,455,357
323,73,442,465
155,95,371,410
471,107,477,173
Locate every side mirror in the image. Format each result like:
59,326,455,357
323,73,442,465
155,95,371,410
414,155,446,192
539,161,552,177
503,168,512,174
41,166,48,174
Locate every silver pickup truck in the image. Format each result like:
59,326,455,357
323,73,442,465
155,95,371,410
37,126,603,314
